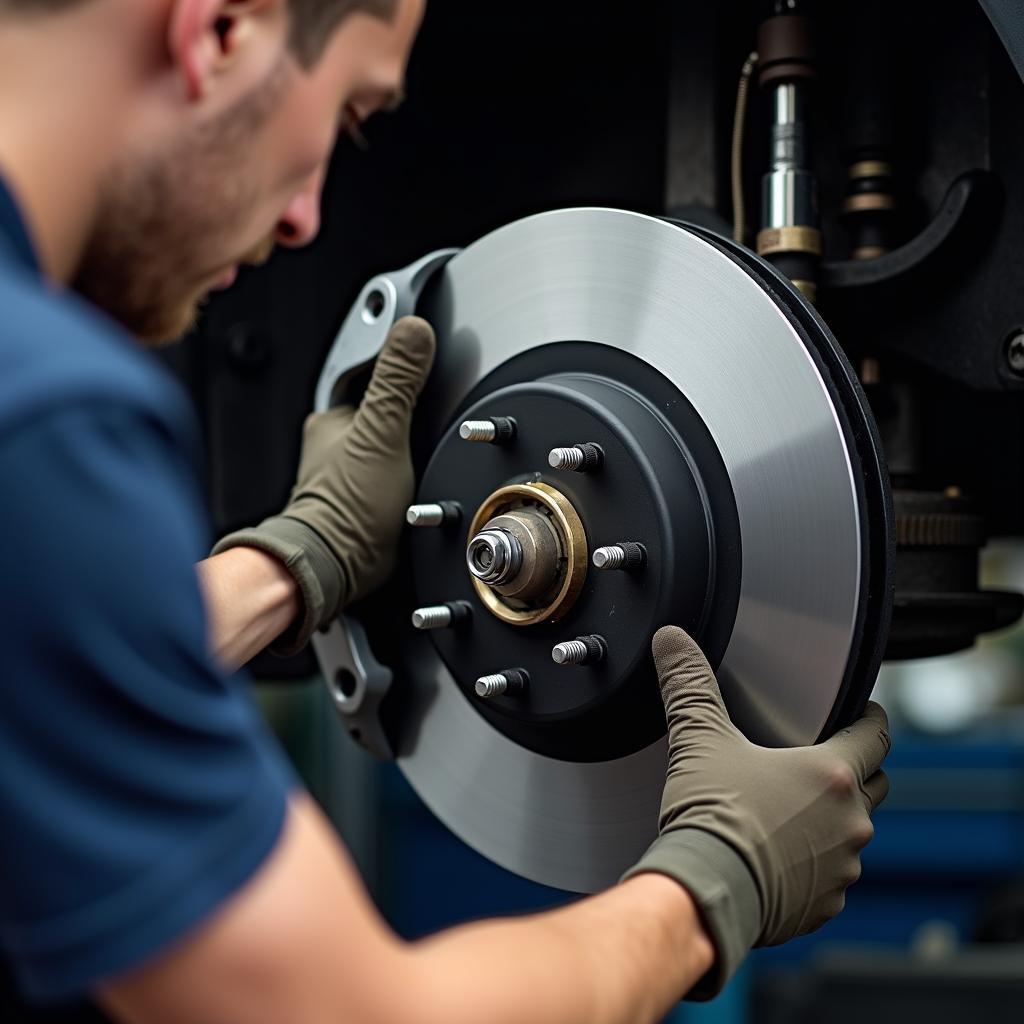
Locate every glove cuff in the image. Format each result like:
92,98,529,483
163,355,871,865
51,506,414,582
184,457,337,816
622,829,761,1000
211,517,346,656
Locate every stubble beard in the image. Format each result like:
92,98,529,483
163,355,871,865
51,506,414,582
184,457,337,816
72,59,290,346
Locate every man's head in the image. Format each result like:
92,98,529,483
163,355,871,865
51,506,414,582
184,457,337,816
2,0,423,342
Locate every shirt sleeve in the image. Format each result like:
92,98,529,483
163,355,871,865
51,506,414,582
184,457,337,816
0,402,297,1004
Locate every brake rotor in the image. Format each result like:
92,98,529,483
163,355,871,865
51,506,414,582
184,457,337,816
372,208,893,893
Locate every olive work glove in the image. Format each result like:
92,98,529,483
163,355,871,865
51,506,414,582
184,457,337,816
212,316,437,655
623,626,891,1000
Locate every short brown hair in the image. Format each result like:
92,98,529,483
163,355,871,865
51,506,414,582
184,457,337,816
0,1,400,66
288,0,399,66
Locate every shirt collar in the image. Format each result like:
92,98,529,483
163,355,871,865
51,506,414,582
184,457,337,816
0,175,42,275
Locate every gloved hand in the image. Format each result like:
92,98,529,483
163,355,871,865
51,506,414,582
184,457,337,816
624,626,890,999
212,316,436,654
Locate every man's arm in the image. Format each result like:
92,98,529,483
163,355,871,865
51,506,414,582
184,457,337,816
196,548,300,670
99,794,714,1024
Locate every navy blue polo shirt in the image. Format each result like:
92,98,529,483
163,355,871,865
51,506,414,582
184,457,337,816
0,176,294,1010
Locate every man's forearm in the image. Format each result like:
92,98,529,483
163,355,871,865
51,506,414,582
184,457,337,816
407,874,714,1024
196,548,301,670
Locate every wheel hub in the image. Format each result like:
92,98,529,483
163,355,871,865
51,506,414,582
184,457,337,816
466,482,588,625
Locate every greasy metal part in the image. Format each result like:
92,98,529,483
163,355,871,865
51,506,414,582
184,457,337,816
467,482,588,627
407,502,460,527
592,542,647,572
459,416,517,444
394,208,869,892
411,601,472,631
475,668,529,699
314,247,458,414
552,635,607,666
547,442,604,472
465,529,523,586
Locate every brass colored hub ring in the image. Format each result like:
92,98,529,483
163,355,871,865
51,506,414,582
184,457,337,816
467,482,588,626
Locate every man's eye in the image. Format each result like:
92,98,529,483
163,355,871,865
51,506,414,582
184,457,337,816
342,106,369,151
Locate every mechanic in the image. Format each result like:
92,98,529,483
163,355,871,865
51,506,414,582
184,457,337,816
0,1,891,1022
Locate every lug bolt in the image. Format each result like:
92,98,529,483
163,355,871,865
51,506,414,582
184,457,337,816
411,601,472,630
551,635,607,666
592,542,647,571
548,442,604,472
406,501,461,527
475,668,530,698
459,416,517,444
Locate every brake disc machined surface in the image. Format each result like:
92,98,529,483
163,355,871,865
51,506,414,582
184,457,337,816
315,208,893,893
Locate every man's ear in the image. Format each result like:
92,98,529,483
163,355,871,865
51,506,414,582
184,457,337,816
168,0,282,102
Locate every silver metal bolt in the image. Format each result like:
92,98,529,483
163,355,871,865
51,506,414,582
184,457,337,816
407,503,444,526
592,545,625,570
460,420,497,442
552,640,590,665
411,601,472,630
547,442,604,472
551,635,607,666
475,673,510,697
548,446,584,470
459,416,517,444
412,605,453,630
592,542,647,572
474,668,529,698
406,502,460,527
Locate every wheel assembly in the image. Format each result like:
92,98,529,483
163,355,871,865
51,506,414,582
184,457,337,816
313,207,894,894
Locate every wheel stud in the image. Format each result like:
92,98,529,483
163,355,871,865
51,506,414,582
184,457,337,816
475,668,529,698
459,417,517,444
551,635,607,666
547,442,604,472
592,542,647,571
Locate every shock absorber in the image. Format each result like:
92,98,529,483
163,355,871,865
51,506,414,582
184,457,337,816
755,0,820,304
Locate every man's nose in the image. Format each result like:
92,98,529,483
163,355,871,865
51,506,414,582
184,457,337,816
275,168,325,248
